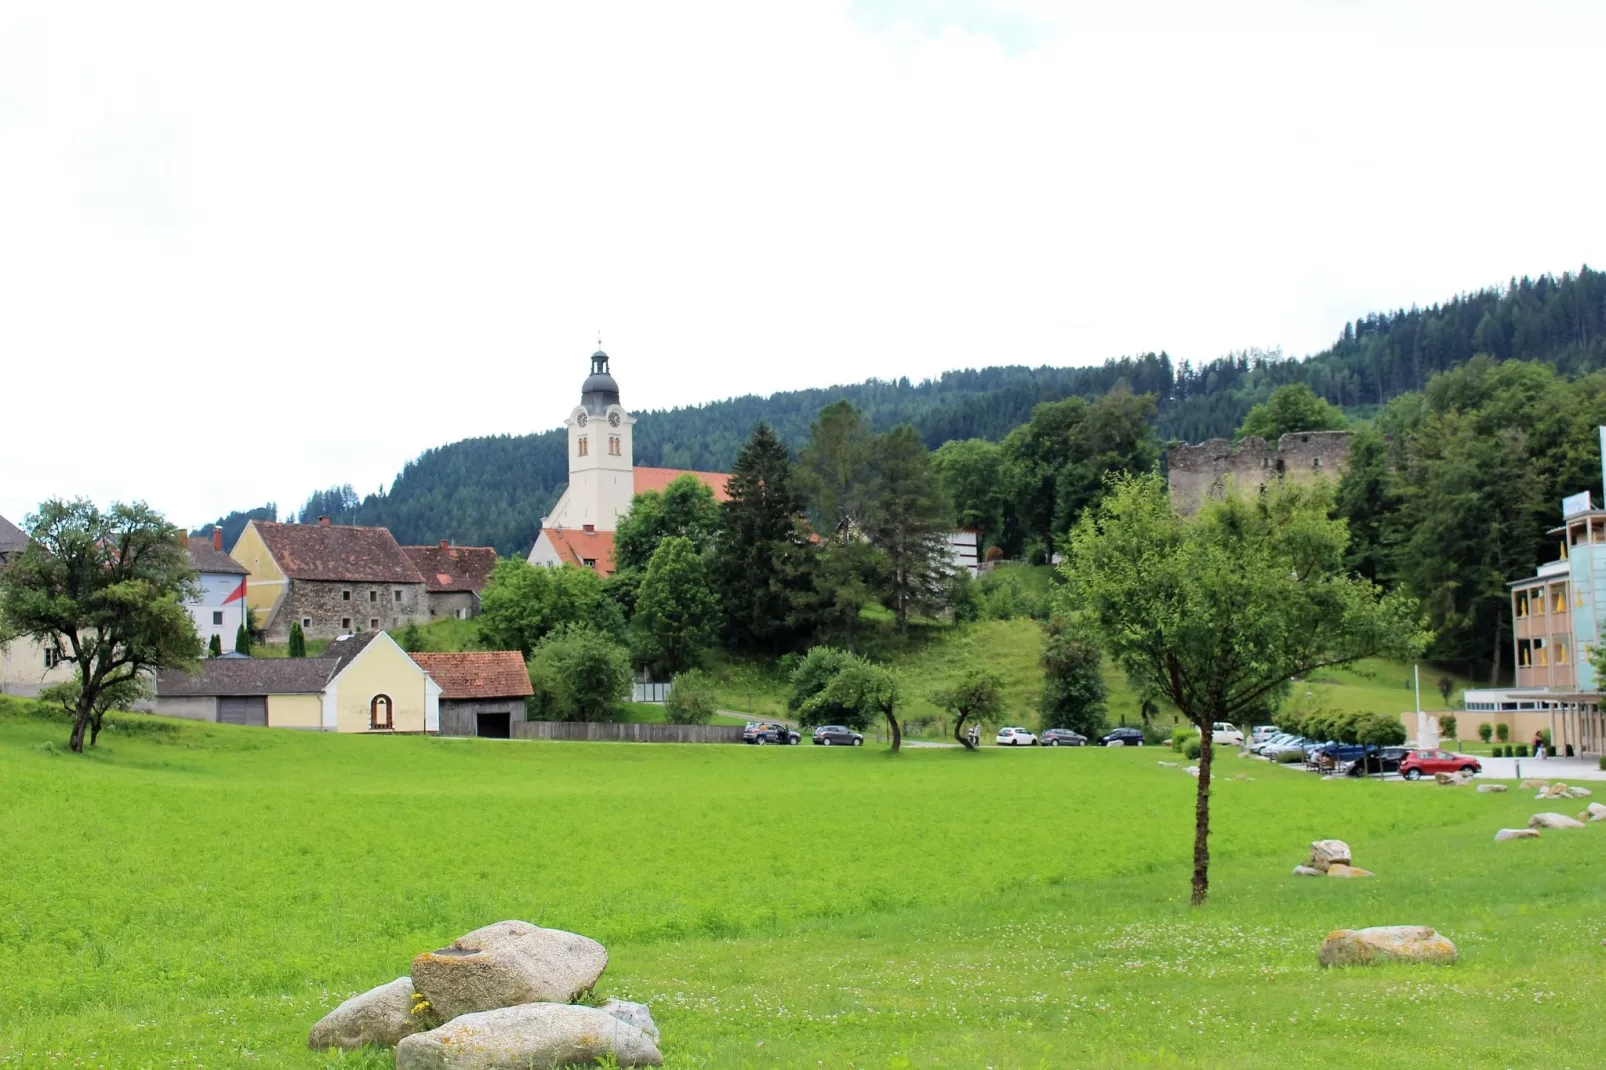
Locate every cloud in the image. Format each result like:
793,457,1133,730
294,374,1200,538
1,0,1603,526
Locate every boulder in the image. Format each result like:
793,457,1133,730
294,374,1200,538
1494,828,1541,841
1434,772,1458,785
1476,784,1507,793
1571,786,1593,798
1292,865,1324,877
1325,864,1375,878
1157,761,1178,767
1317,926,1457,967
1185,765,1200,777
1308,839,1352,873
1537,784,1570,799
411,921,608,1022
308,977,422,1051
1528,812,1586,830
1519,779,1548,790
1586,802,1606,821
395,1003,662,1070
599,999,659,1042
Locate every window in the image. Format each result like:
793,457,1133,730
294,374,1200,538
342,590,351,601
393,589,403,601
369,590,377,603
43,648,62,669
369,694,393,730
582,557,597,568
609,436,621,456
1515,593,1528,618
212,611,224,626
302,617,311,629
1558,642,1570,665
370,618,380,631
578,436,589,457
342,617,352,631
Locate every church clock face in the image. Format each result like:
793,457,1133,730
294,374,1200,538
608,411,621,428
576,411,588,427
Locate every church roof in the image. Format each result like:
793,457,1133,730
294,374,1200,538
581,348,621,414
633,467,731,501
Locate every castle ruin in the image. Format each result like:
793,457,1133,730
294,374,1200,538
1166,430,1352,516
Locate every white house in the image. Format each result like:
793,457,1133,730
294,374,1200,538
187,530,250,653
0,513,77,697
528,347,729,576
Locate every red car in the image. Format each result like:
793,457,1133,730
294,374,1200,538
1398,749,1481,781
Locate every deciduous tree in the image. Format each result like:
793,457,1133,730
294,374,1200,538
613,475,721,574
664,668,718,725
1235,383,1345,441
1039,616,1108,737
0,499,201,753
479,559,620,655
932,668,1005,750
527,626,632,722
1061,474,1427,904
801,659,904,751
632,536,720,676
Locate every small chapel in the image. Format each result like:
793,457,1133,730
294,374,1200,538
527,347,730,576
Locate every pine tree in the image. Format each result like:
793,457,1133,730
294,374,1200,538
235,623,252,657
864,425,952,631
208,634,223,658
712,424,820,654
287,621,307,658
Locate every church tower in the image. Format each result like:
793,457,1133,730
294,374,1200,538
548,346,636,531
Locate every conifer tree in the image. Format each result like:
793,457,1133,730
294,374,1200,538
288,620,307,658
864,425,951,631
208,634,223,659
235,623,252,657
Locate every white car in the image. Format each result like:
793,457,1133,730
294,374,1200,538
996,726,1038,746
1251,725,1279,745
1211,722,1245,746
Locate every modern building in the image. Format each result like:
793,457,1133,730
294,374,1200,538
527,347,730,576
186,530,251,653
400,541,498,620
231,518,431,641
154,631,442,732
411,651,533,738
1462,484,1606,754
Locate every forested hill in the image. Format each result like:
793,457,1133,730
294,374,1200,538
199,268,1606,555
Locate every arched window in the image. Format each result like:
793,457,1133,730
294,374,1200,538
370,694,393,730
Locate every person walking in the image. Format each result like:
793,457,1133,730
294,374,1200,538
1533,732,1546,760
968,722,980,749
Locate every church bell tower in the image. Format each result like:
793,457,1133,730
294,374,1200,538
554,345,635,531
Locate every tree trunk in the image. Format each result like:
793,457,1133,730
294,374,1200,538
953,712,975,750
69,699,91,753
1191,726,1214,906
886,710,902,753
89,710,105,746
1489,618,1505,686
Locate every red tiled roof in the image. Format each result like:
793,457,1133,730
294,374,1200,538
400,544,498,593
411,651,533,700
541,527,617,577
250,521,424,584
633,467,731,501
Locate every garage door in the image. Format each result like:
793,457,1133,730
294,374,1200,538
218,696,268,726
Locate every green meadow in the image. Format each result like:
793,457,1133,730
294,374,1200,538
3,697,1601,1069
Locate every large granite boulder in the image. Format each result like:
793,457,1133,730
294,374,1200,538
1586,802,1606,821
1494,828,1541,841
1528,812,1586,830
1308,839,1351,873
1325,864,1374,878
1317,926,1457,967
308,977,422,1051
411,921,608,1021
1476,784,1507,793
395,1003,662,1069
599,998,660,1042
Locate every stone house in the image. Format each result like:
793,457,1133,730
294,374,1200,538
1166,431,1352,516
154,631,441,732
231,518,430,642
411,651,532,738
401,541,498,619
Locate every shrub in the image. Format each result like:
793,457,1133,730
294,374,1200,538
1566,743,1576,758
1171,724,1193,752
1181,735,1202,760
1515,744,1529,758
526,626,632,722
288,621,307,658
207,634,222,659
1439,714,1457,741
664,669,717,725
1477,722,1492,743
1599,754,1606,771
1496,723,1510,742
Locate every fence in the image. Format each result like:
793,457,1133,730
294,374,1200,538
513,720,744,744
632,681,673,703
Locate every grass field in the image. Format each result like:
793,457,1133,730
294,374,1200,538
4,696,1604,1068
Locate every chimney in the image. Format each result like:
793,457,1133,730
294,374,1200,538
212,529,223,551
583,524,595,534
319,516,330,527
440,539,449,550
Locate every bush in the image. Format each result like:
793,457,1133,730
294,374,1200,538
526,626,632,722
1170,724,1193,752
1439,714,1457,741
1496,723,1510,742
1566,743,1576,758
207,634,222,658
664,669,717,725
1181,736,1202,760
1477,722,1492,743
1599,754,1606,771
1515,744,1529,758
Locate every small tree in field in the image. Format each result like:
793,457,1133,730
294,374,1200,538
801,661,903,751
0,500,200,752
208,634,223,658
1062,474,1427,905
664,668,718,725
1478,722,1493,743
1436,673,1455,706
787,646,864,729
288,621,308,657
235,623,252,656
932,668,1005,750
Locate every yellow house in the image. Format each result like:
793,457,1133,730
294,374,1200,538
154,631,440,732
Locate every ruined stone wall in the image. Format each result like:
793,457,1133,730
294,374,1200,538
1166,430,1351,516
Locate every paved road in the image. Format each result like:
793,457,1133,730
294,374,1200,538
1475,755,1606,782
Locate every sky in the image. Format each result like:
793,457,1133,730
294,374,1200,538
2,0,1604,528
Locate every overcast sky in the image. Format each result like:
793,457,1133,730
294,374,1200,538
3,1,1603,528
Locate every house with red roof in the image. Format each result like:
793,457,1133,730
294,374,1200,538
400,540,498,620
411,651,533,738
527,347,729,576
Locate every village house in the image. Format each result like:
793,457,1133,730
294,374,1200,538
0,513,78,697
527,347,730,576
400,540,498,619
186,530,251,653
411,651,533,738
231,518,430,642
154,631,441,732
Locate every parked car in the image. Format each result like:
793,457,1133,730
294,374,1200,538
812,725,863,746
1251,725,1279,745
996,726,1039,746
1098,727,1145,747
1398,749,1481,780
1348,745,1411,776
1040,728,1087,747
743,721,800,745
1251,732,1302,755
1212,722,1245,746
